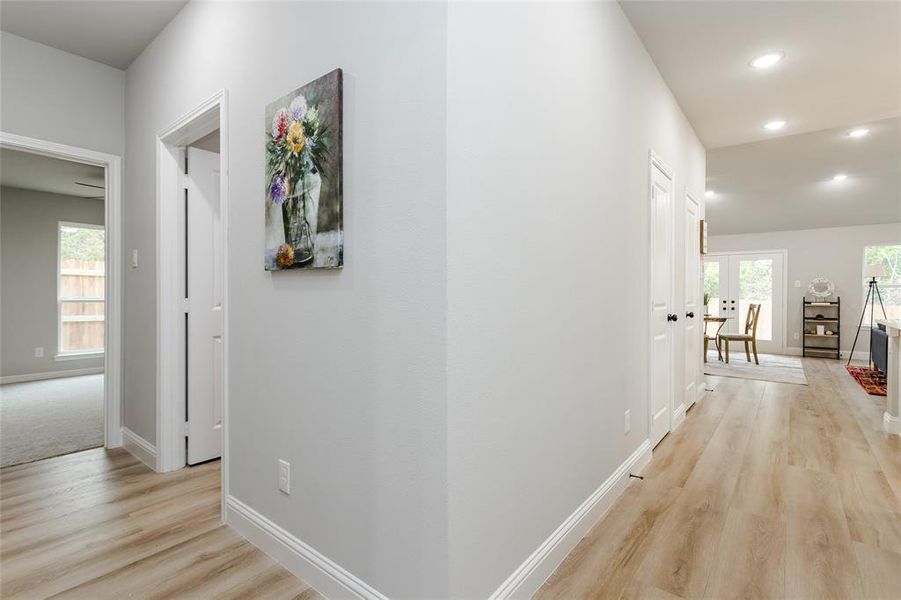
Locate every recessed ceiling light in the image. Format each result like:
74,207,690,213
847,128,870,138
832,173,848,182
705,190,716,198
763,120,787,131
750,51,784,69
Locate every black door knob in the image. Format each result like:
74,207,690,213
686,312,695,318
667,314,679,322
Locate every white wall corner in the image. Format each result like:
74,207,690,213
225,496,389,600
488,440,653,600
121,427,158,471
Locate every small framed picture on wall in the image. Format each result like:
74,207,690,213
700,219,708,254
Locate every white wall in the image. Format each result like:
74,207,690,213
709,222,901,355
0,32,125,156
445,3,705,597
124,2,448,597
0,187,105,377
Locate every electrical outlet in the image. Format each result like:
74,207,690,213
624,409,631,435
793,332,799,340
794,280,801,288
34,347,44,358
278,459,290,494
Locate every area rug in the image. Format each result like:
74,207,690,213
704,351,808,385
846,366,887,396
0,374,104,467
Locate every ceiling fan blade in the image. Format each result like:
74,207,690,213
75,181,105,190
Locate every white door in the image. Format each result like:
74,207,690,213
683,194,701,409
185,147,223,465
703,252,785,356
649,156,675,448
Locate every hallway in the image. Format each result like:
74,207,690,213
536,359,901,599
0,449,317,599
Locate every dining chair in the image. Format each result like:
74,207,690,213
719,303,762,364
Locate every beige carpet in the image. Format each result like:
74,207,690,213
704,351,808,385
0,374,103,467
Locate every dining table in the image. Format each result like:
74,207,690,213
703,314,735,362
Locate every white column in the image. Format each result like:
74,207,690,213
878,320,901,435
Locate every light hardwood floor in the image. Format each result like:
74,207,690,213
2,359,898,599
0,449,319,599
535,358,901,600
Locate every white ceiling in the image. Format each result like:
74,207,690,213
1,149,105,199
706,117,900,235
620,1,900,149
621,1,901,235
0,1,187,69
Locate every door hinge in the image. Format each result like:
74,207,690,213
183,298,190,314
184,421,190,436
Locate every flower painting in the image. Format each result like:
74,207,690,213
265,69,343,270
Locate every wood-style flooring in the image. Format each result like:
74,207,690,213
0,449,319,599
2,358,898,599
535,358,901,599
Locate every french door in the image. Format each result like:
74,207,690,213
704,251,785,355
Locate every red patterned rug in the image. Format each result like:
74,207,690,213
846,366,887,396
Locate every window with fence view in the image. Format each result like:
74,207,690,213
58,223,105,355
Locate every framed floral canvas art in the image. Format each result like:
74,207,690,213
265,69,343,270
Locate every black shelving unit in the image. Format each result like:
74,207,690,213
802,297,840,359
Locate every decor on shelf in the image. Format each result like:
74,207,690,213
803,297,840,359
265,69,343,270
807,277,834,299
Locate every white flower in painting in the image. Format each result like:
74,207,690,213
290,95,307,122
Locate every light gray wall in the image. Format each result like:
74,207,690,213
0,32,125,156
445,2,706,596
1,186,105,377
709,222,901,354
124,2,448,597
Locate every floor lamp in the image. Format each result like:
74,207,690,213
848,264,888,367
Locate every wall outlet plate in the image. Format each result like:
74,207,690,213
624,409,631,435
34,347,44,358
278,459,290,495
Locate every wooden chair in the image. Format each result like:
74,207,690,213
719,303,762,364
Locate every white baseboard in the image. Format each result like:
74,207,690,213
0,366,103,385
225,495,388,600
121,427,158,470
884,411,901,435
489,439,653,600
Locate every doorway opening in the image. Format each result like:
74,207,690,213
0,133,122,466
155,91,229,514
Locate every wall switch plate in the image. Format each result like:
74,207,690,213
278,459,290,495
131,249,139,269
793,332,799,340
794,280,801,288
624,409,631,435
34,347,44,358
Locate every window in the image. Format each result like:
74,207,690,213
863,244,901,323
58,222,105,356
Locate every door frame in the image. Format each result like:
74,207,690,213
155,90,229,512
704,248,788,355
0,131,123,449
683,191,701,412
647,150,675,445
